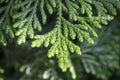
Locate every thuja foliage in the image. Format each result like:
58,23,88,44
0,0,120,79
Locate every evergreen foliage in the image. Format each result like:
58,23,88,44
0,0,120,79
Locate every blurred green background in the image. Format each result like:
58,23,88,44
0,7,120,80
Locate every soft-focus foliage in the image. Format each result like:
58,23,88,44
0,0,120,80
0,17,120,80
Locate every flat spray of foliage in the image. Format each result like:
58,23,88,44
0,0,120,79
